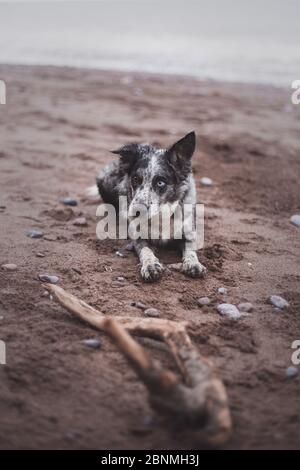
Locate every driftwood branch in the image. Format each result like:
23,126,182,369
43,283,232,446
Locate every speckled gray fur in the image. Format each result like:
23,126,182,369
96,132,206,282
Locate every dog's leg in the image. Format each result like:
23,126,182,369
182,243,206,278
134,239,163,282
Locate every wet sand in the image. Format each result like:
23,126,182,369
0,64,300,449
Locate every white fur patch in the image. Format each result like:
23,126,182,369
86,185,99,198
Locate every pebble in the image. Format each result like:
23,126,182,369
115,251,126,258
286,366,298,378
59,197,78,207
197,297,211,307
73,217,87,226
200,177,213,186
290,215,300,227
38,274,59,284
238,302,253,313
2,263,18,271
131,301,147,309
26,229,43,239
36,252,45,258
144,308,160,318
116,276,126,282
218,287,227,295
111,281,125,288
269,295,289,309
82,339,102,350
217,303,242,320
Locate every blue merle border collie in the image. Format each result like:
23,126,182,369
90,131,206,282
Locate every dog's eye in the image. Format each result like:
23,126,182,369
156,179,167,190
131,175,142,187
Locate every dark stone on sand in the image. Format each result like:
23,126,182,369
144,308,160,318
286,366,298,378
2,263,18,271
26,229,43,239
59,197,78,207
269,295,289,309
82,339,102,349
126,242,134,252
197,296,211,307
131,301,147,309
217,303,241,319
38,274,59,284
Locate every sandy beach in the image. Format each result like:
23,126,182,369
0,64,300,449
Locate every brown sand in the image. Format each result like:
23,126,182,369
0,64,300,450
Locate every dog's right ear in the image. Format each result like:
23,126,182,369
111,143,140,173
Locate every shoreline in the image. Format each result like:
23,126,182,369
0,62,290,92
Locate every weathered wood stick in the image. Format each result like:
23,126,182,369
43,282,232,446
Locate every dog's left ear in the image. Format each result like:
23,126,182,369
166,131,196,167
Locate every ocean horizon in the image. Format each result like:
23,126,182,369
0,0,299,87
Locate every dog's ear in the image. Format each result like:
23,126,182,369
166,131,196,167
111,143,140,172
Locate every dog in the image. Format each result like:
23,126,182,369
90,131,206,282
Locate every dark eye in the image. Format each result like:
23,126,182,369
131,174,142,188
156,179,167,190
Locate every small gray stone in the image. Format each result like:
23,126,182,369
2,263,18,271
126,242,134,252
286,366,298,378
111,281,125,288
60,197,78,206
238,302,253,313
290,215,300,227
269,295,289,309
73,217,87,226
116,276,126,282
115,251,126,258
36,252,45,258
217,303,241,319
82,339,101,349
26,229,43,239
131,301,147,309
144,308,160,318
38,274,59,284
197,297,211,307
200,177,213,186
218,287,227,295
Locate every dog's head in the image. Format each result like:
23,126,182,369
112,131,196,214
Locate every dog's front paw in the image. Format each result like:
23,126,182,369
182,260,207,278
140,260,163,282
